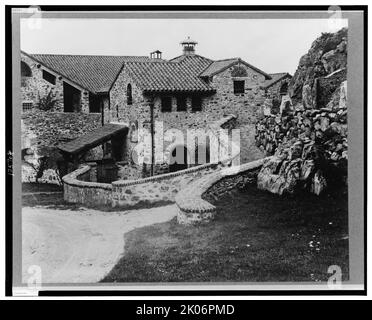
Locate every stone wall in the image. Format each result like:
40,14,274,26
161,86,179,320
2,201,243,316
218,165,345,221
109,61,268,175
21,52,90,113
63,165,113,206
21,53,64,111
112,162,220,207
255,81,347,195
264,76,291,100
175,157,269,225
22,110,102,184
255,28,348,196
109,62,267,131
62,161,223,208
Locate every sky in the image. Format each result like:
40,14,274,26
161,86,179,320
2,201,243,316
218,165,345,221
20,18,348,75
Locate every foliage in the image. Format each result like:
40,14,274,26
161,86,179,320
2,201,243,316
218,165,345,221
36,89,58,111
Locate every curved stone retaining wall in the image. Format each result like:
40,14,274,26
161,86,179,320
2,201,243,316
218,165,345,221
62,161,223,208
63,165,113,207
111,162,221,207
175,157,271,225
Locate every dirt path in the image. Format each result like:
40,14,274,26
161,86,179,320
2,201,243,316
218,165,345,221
22,205,178,284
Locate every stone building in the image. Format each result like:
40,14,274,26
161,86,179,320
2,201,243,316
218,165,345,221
260,72,292,115
20,51,153,121
21,37,290,179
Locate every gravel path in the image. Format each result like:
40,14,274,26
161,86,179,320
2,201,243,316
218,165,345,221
22,205,178,284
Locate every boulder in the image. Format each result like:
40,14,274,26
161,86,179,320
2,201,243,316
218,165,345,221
289,28,347,107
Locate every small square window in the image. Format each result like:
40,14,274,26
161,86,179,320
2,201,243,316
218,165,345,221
233,80,245,94
22,101,33,112
161,97,172,112
42,70,56,85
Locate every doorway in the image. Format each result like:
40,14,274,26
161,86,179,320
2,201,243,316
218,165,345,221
63,82,81,112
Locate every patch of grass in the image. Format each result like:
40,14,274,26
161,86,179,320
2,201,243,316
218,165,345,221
102,185,348,283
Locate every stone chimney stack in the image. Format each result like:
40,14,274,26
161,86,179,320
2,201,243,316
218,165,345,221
180,36,197,55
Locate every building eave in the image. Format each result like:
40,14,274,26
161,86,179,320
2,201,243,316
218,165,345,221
21,50,95,94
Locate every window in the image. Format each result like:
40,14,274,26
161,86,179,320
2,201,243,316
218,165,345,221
161,97,172,112
233,80,245,94
191,96,202,112
89,94,101,113
176,96,187,111
22,101,33,112
127,84,133,105
21,61,32,77
42,70,56,85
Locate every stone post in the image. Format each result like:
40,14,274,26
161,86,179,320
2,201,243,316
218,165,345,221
87,162,97,182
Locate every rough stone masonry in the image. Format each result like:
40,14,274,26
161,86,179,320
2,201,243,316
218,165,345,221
255,28,348,195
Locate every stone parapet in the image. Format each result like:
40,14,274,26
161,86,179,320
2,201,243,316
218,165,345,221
175,157,270,225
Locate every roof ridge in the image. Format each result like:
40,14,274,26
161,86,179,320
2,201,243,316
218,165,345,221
169,53,214,63
30,53,150,58
213,57,239,62
125,60,173,64
269,72,290,75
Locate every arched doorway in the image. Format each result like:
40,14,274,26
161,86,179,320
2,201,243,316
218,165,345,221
169,145,188,172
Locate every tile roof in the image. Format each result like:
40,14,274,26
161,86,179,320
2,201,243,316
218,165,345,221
25,52,154,93
261,72,292,89
199,58,272,79
58,123,128,155
124,55,215,93
199,58,238,77
23,50,275,94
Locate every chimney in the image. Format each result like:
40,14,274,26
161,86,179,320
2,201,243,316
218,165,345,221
150,50,162,60
180,36,197,55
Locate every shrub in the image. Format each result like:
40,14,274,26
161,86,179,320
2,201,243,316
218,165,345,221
37,89,57,111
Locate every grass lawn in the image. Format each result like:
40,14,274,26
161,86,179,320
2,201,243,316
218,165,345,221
102,184,348,283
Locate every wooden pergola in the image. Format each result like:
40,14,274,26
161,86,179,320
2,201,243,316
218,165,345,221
58,123,129,165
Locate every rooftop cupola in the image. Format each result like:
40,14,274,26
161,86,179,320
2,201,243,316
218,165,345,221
150,50,162,59
180,36,197,55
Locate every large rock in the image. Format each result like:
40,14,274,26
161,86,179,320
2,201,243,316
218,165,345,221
256,28,348,196
289,28,347,108
257,138,328,195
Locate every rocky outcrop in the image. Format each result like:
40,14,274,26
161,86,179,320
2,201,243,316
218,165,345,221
289,27,347,109
256,28,348,195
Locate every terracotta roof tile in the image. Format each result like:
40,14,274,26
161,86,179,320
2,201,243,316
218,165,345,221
26,52,154,93
261,72,292,88
199,58,271,79
125,55,215,93
199,58,238,77
24,51,274,94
